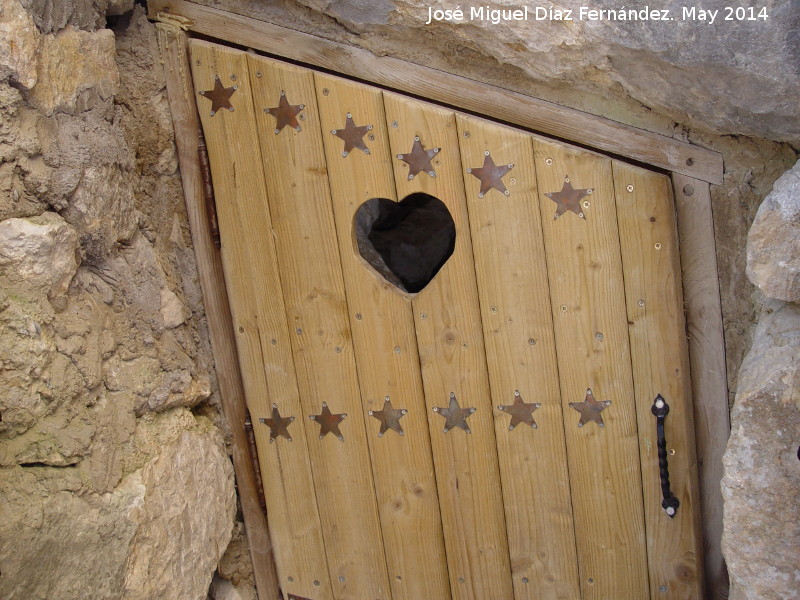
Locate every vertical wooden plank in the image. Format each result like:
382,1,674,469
313,71,451,600
247,53,392,600
672,174,731,600
532,138,650,600
455,115,581,599
614,163,705,599
383,92,514,600
157,25,281,600
188,40,333,600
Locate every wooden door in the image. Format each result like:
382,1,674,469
189,39,704,600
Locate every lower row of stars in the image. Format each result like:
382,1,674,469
259,389,610,442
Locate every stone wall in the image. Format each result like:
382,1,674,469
0,2,241,599
0,1,797,599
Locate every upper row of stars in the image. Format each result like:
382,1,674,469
199,77,593,217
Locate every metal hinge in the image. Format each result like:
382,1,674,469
197,133,221,249
244,408,268,518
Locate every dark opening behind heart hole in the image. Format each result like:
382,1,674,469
354,193,456,293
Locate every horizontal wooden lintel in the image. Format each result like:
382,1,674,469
148,0,723,185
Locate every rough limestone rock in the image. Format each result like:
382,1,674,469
122,427,236,599
28,26,119,116
197,0,800,144
0,0,40,89
0,211,80,296
747,160,800,302
0,420,236,600
722,301,800,600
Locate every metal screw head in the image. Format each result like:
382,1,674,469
666,506,676,516
595,332,604,341
654,242,662,250
522,577,529,584
355,313,362,320
420,313,427,319
658,585,667,593
392,120,398,128
338,576,345,582
256,71,262,77
490,306,498,313
638,299,646,307
560,305,568,312
583,200,590,208
655,399,665,409
545,158,553,166
686,157,695,166
322,88,329,96
683,184,695,196
335,346,342,354
463,131,470,138
230,73,236,80
626,184,634,192
313,580,320,586
528,338,536,345
394,346,401,353
296,327,303,334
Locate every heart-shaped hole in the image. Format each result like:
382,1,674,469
354,193,456,294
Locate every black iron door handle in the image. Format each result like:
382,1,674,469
651,394,680,518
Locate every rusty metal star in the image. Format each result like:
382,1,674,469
198,76,237,116
264,91,304,134
259,403,295,443
330,113,372,157
397,137,440,180
569,388,611,427
310,402,347,441
467,151,514,198
432,392,477,433
498,390,541,431
545,175,593,219
368,397,407,437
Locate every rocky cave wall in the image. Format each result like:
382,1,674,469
0,2,245,599
0,1,797,599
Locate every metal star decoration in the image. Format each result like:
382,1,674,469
498,390,541,431
330,113,372,157
198,76,237,116
259,403,295,443
264,91,304,134
309,402,347,441
545,175,593,219
368,396,407,437
569,388,611,427
467,151,514,198
397,137,440,180
432,392,477,433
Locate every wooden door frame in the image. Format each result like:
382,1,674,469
153,6,730,598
